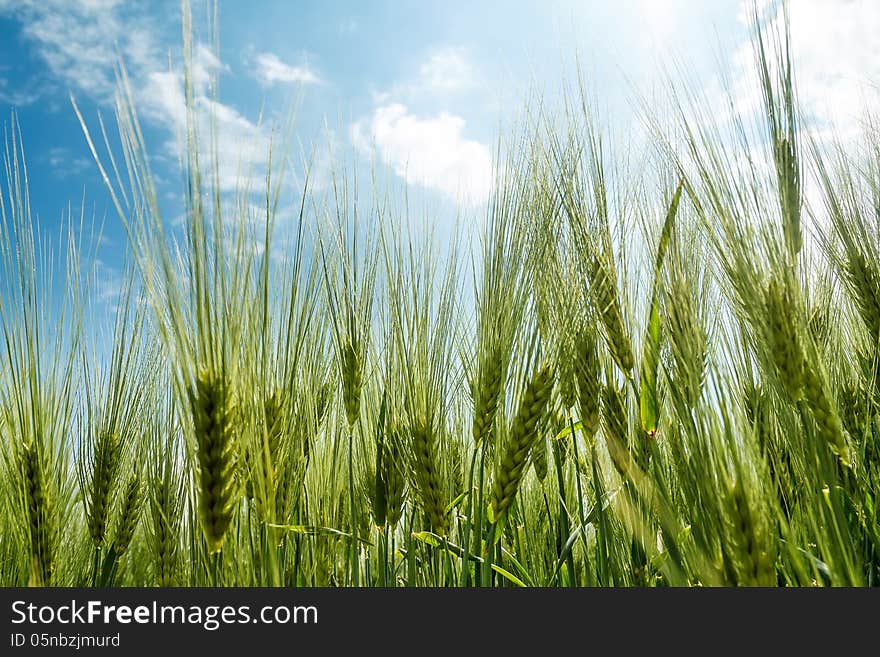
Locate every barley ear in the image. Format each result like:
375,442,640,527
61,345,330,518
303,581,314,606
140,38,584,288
845,251,880,344
472,351,506,446
488,362,554,527
341,339,363,429
191,368,239,553
602,384,630,478
149,456,182,587
589,257,634,373
113,473,143,557
86,430,121,548
722,479,776,586
575,324,602,439
764,277,805,400
20,441,53,587
410,417,449,535
531,431,549,482
378,420,407,529
802,366,851,467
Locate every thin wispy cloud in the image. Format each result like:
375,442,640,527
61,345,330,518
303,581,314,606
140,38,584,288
0,2,283,197
375,45,478,104
253,52,322,87
0,76,48,106
140,45,274,195
0,0,161,102
417,46,474,94
46,146,90,178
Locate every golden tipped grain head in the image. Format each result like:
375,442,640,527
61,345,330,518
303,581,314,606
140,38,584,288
191,368,239,553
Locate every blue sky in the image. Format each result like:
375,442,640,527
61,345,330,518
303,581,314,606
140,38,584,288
1,0,878,308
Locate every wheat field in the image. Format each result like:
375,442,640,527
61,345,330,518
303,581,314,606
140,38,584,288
0,2,878,587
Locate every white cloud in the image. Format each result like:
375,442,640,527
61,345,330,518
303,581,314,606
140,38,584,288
0,76,47,106
0,1,279,199
254,52,321,87
351,103,493,206
46,147,90,178
140,70,186,128
352,45,491,206
140,47,273,195
418,47,474,94
731,0,880,141
1,2,278,197
375,45,476,104
0,0,160,102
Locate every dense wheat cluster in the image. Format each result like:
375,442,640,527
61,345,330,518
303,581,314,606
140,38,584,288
1,5,878,587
